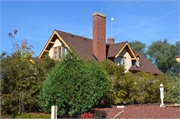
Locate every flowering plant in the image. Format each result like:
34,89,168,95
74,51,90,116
80,112,94,119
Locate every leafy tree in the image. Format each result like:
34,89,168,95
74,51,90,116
1,38,57,116
38,50,111,118
147,39,179,74
1,39,37,115
129,40,147,57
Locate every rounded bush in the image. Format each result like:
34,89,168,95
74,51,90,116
38,50,110,117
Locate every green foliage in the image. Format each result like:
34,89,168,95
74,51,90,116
129,40,147,57
1,41,38,115
100,59,125,104
1,40,57,116
32,54,58,82
147,39,179,74
38,50,110,117
164,71,180,103
108,72,167,105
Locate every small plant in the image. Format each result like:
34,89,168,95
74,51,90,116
80,112,94,119
93,110,107,118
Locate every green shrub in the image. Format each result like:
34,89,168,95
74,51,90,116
100,59,125,104
38,50,111,117
164,71,180,103
107,71,167,105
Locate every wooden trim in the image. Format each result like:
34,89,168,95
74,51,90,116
50,41,55,44
115,42,138,62
126,57,127,70
39,30,71,58
136,54,141,58
115,42,128,58
45,50,49,52
165,105,180,107
131,58,136,60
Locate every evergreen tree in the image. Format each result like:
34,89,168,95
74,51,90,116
38,50,110,117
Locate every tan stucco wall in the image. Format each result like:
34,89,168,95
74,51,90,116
114,47,132,72
49,39,64,58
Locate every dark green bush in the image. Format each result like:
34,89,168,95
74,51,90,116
38,50,111,117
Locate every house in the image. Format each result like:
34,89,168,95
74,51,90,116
37,12,163,75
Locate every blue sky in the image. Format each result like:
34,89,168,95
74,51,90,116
1,0,179,57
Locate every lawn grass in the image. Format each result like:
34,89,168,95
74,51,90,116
15,113,51,118
2,112,51,118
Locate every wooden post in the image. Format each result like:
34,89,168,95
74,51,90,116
51,106,57,119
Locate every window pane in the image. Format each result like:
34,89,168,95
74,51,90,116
62,47,66,58
119,57,122,64
58,47,61,59
54,48,57,59
123,57,126,69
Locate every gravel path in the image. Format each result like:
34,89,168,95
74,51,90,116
93,105,180,119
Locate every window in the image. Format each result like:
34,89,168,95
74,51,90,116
53,46,66,59
119,56,126,69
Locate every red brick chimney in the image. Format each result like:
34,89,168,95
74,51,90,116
107,37,115,44
92,12,106,61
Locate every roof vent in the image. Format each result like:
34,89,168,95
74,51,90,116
84,39,86,40
71,35,74,37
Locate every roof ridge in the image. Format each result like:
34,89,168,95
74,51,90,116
55,29,92,40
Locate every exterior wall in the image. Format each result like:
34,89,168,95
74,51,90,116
114,47,132,72
49,39,63,58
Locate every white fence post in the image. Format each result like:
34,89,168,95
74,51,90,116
51,106,57,119
160,83,165,107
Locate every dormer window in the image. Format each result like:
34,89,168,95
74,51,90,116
119,56,126,70
53,46,66,59
137,57,139,61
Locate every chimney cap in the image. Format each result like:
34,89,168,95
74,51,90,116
92,12,106,18
107,37,115,40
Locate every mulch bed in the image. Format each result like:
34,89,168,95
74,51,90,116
91,104,180,119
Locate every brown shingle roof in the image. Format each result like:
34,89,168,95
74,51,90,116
39,29,163,75
56,30,128,60
129,50,164,75
107,41,127,57
55,30,96,61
